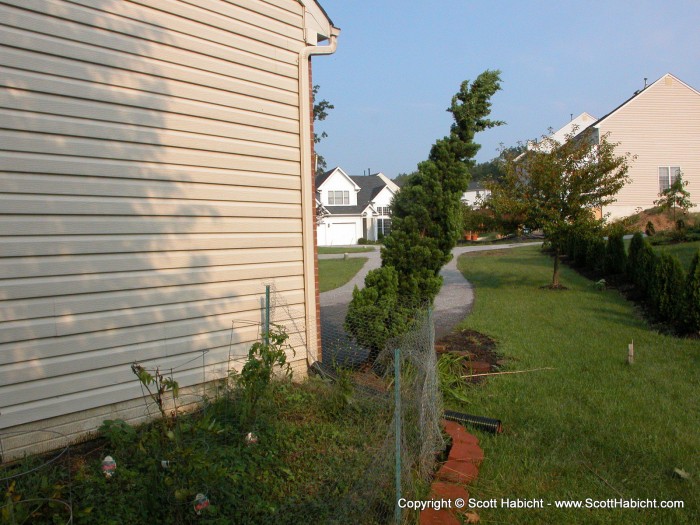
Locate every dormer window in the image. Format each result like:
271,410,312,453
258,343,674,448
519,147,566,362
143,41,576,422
328,190,349,205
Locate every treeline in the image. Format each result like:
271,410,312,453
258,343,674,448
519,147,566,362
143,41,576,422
561,230,700,335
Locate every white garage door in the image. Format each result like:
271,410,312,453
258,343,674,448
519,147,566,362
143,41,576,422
330,222,357,245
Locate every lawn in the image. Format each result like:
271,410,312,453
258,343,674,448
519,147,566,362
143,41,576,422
318,257,367,292
455,246,699,524
653,240,700,270
317,246,376,254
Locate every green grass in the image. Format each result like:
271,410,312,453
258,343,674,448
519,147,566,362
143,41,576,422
455,246,699,524
317,246,376,254
318,257,367,292
654,240,700,270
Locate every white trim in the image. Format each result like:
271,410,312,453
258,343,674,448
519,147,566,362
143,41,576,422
298,19,339,364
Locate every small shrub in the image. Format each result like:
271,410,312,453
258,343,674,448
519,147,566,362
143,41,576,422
645,221,656,236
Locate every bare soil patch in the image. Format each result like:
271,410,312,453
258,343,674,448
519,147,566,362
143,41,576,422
436,329,502,369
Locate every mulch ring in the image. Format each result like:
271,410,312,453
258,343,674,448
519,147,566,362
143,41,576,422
435,329,504,381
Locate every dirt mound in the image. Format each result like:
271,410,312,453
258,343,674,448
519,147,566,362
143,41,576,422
622,207,695,233
436,329,501,368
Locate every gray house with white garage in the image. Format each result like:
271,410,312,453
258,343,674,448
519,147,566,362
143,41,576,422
315,167,399,245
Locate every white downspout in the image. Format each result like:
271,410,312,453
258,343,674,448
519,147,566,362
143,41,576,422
298,29,339,365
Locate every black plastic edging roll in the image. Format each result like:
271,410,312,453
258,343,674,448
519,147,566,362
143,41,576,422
444,409,503,434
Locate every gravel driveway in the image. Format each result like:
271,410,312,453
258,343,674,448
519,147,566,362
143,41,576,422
318,242,541,363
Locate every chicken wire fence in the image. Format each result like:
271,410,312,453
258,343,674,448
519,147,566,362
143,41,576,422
1,286,445,524
319,307,446,525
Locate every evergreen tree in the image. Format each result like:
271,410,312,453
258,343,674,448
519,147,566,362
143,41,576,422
346,70,504,362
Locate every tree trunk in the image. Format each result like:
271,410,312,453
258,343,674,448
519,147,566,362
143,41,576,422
552,247,560,287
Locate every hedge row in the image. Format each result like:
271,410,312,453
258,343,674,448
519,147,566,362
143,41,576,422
563,230,700,335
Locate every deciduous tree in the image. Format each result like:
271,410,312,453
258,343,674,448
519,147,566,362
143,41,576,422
488,128,631,287
654,170,694,222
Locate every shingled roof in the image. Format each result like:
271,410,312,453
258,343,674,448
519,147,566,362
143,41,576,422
316,169,395,215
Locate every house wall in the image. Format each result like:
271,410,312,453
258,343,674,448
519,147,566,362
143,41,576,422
598,75,700,219
0,0,328,456
320,170,358,206
368,186,395,240
461,189,491,208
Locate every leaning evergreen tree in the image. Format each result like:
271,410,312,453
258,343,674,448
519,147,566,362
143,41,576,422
345,70,504,364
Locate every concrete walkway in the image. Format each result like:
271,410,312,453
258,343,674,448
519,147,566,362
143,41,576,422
318,242,541,355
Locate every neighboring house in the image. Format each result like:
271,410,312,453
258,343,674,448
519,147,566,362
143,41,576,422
0,0,338,458
523,112,597,155
461,181,491,208
584,73,700,219
315,167,399,245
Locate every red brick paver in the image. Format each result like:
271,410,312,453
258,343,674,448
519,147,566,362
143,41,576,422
420,507,462,525
436,459,479,484
420,420,484,524
430,481,469,502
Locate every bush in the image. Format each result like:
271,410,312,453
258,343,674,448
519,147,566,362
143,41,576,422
633,240,658,297
604,231,627,276
345,266,411,363
683,251,700,334
586,238,606,274
645,221,656,236
626,232,646,284
648,253,685,326
573,233,591,267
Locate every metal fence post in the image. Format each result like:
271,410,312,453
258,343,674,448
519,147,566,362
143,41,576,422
394,346,401,525
264,285,270,346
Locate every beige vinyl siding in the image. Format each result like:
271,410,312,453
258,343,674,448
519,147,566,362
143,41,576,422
0,0,314,436
598,75,700,218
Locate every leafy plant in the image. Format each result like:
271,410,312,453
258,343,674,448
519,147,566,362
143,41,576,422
437,352,472,405
235,324,294,424
99,419,137,453
131,363,180,422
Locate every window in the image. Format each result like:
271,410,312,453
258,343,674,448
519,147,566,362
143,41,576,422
377,218,392,236
659,166,681,193
328,190,349,205
376,206,391,216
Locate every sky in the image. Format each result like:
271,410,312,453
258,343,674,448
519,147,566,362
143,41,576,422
311,0,700,179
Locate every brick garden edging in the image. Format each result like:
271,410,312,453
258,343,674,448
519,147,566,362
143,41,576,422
420,420,483,524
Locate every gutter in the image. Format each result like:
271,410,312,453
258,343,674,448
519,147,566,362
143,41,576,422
298,27,339,365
